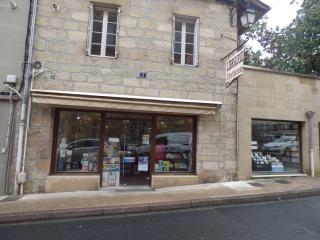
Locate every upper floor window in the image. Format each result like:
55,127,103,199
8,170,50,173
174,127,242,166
172,16,199,66
87,4,120,58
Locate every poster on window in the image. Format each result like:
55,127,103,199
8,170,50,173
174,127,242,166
123,157,136,163
102,164,120,187
138,156,149,172
142,135,150,145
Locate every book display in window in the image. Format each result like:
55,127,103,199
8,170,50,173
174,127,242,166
102,139,120,187
251,152,285,172
155,151,191,172
251,120,301,173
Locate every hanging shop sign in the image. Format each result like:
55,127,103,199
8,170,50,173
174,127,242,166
225,48,244,88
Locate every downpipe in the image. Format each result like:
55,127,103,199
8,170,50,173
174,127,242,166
306,111,315,177
2,93,16,194
20,68,45,195
14,0,38,195
3,92,15,154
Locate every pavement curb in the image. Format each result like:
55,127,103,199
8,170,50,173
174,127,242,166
1,188,320,224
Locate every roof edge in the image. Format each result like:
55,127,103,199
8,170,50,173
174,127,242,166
244,65,320,80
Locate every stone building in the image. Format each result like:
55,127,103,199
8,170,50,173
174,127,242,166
8,0,270,193
238,66,320,179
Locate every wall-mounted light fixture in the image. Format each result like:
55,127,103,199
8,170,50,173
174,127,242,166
229,0,256,28
240,6,256,27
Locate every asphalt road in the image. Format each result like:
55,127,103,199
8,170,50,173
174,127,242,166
1,196,320,240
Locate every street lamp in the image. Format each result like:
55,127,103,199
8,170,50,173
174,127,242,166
240,6,256,27
229,0,256,28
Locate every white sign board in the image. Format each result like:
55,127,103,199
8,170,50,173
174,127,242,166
226,48,244,87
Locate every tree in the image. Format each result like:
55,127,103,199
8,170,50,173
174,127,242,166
243,0,320,76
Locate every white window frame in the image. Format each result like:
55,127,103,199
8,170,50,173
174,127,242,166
172,16,199,67
87,4,120,58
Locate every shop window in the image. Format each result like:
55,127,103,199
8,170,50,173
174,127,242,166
172,16,199,66
87,4,120,57
251,120,301,174
155,116,193,173
55,111,101,172
52,111,197,178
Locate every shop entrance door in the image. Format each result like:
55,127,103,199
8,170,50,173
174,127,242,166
102,113,152,187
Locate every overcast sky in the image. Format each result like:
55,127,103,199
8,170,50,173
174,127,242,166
262,0,301,28
248,0,301,51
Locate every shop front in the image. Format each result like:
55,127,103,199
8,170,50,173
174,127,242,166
21,89,232,193
251,119,302,175
52,109,196,188
238,66,320,180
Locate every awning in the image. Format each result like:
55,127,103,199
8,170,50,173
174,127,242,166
30,89,223,115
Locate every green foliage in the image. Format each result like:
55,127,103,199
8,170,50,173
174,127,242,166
243,0,320,76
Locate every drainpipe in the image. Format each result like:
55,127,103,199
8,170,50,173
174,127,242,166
3,92,15,156
306,111,315,177
3,93,15,194
14,0,38,195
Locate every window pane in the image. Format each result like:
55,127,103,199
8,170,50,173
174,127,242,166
185,55,194,65
155,116,193,173
252,120,301,174
174,42,181,53
185,43,194,54
186,33,194,44
175,21,182,31
186,23,195,33
107,23,117,34
106,34,116,45
175,32,181,42
106,46,116,57
108,11,117,23
93,9,103,21
174,53,181,64
92,32,102,43
93,21,103,32
55,111,101,173
91,44,101,55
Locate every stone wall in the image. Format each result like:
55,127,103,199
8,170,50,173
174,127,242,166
24,0,238,192
238,66,320,179
24,104,53,193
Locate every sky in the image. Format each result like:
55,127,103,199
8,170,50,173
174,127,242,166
261,0,301,28
248,0,301,52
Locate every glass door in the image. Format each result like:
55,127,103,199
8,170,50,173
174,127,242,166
102,113,152,187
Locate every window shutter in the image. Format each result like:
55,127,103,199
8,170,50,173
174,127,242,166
86,3,93,55
170,15,176,64
115,7,121,58
194,18,200,67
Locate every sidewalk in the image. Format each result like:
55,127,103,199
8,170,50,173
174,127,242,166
1,177,320,223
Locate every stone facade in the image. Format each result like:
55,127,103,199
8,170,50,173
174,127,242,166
238,66,320,179
23,0,238,193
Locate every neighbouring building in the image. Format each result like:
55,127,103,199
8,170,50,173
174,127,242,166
4,0,267,193
0,1,30,195
238,66,320,179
